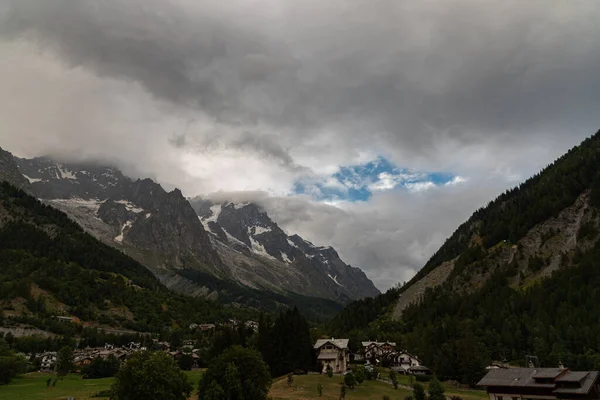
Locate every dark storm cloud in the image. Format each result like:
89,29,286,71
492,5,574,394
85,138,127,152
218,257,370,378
3,0,600,156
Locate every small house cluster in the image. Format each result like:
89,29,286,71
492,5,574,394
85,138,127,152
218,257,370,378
28,340,205,373
313,337,431,375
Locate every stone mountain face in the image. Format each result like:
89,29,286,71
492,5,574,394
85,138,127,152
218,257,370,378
0,148,30,191
191,199,380,301
0,148,379,303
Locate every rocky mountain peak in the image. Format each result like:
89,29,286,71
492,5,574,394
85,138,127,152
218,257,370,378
191,197,380,300
0,149,380,303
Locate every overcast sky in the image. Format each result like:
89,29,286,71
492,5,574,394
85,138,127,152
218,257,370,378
1,0,599,290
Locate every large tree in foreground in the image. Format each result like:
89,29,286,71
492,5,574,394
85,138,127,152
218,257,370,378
199,346,271,400
110,351,192,400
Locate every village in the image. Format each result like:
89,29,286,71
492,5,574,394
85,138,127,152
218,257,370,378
23,330,600,400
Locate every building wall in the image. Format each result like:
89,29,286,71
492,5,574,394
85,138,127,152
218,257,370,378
489,392,557,400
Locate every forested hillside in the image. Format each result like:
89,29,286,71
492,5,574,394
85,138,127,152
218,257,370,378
330,129,600,383
0,182,247,333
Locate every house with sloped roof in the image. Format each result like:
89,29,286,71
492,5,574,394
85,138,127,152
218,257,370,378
314,338,349,374
478,368,600,400
362,341,396,361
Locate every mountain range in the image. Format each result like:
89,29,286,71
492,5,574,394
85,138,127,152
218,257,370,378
0,147,378,313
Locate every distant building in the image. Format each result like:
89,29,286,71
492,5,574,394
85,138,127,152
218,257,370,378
362,341,396,361
40,352,57,373
199,324,216,331
54,316,74,323
245,321,259,331
314,338,350,374
478,368,600,400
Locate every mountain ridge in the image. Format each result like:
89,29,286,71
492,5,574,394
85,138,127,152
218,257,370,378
0,147,379,312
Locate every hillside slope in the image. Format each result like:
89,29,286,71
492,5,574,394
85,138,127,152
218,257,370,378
0,181,240,333
329,129,600,379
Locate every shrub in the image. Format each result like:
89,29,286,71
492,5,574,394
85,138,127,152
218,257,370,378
413,383,426,400
415,374,432,382
344,372,356,389
111,351,192,400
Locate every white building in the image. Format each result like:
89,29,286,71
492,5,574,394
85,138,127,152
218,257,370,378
314,338,350,374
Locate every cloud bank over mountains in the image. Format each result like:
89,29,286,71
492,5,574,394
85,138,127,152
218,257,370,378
1,0,599,288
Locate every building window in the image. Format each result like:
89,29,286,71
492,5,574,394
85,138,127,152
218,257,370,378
497,396,503,400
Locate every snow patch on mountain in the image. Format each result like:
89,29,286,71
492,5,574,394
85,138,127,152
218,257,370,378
250,226,271,235
281,252,292,264
57,164,77,180
199,204,222,231
115,199,144,213
22,174,43,184
233,202,249,210
327,273,343,287
48,198,105,211
114,220,133,243
249,235,276,260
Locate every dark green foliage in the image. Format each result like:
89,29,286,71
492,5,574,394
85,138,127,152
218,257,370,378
418,129,600,280
257,308,313,377
354,365,365,384
177,354,194,371
389,370,398,389
327,287,401,337
344,372,356,389
111,351,192,400
0,182,249,332
340,384,347,399
590,172,600,208
56,346,74,377
428,377,445,400
317,383,323,396
528,255,545,272
383,396,391,400
82,355,120,379
578,221,598,241
413,383,426,400
199,346,271,400
415,375,432,382
178,269,343,323
0,337,28,385
400,237,600,382
327,365,333,378
287,372,294,387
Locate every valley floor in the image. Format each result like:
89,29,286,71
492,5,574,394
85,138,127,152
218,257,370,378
270,374,412,400
0,370,204,400
0,370,489,400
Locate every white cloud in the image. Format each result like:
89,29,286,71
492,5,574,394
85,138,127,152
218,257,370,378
445,176,467,186
405,181,436,192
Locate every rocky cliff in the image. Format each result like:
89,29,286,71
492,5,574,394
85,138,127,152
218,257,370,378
0,148,379,305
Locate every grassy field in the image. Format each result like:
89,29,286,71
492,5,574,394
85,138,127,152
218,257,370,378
0,370,204,400
270,373,412,400
393,374,488,400
1,370,488,400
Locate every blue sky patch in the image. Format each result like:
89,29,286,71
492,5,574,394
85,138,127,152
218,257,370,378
293,157,463,202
